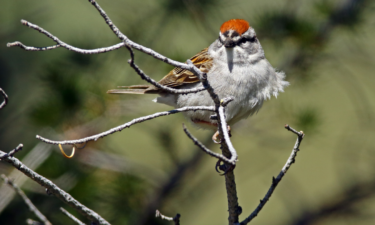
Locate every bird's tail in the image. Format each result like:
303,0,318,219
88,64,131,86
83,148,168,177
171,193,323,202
107,85,159,94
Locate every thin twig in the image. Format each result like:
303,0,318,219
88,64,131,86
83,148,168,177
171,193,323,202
125,46,206,94
60,207,86,225
182,124,234,165
217,98,237,163
36,106,215,145
0,144,23,160
7,20,125,54
0,88,8,110
155,210,180,225
1,174,52,225
0,151,110,225
86,0,200,75
237,125,304,225
26,219,42,225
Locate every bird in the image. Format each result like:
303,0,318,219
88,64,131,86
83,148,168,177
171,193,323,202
108,19,289,142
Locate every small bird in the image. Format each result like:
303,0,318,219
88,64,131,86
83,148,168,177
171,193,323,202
108,19,288,141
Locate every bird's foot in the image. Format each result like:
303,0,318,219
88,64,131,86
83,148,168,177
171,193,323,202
212,126,232,144
212,131,221,144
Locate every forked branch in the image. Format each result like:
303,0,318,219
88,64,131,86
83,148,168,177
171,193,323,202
36,106,215,146
7,20,125,54
0,88,8,110
0,143,23,160
0,150,110,225
237,125,304,225
183,124,235,165
1,174,52,225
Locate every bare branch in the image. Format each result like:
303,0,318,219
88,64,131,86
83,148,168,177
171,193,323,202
36,106,215,145
0,151,110,225
86,0,200,75
125,46,206,94
7,20,125,54
237,125,305,225
282,124,304,173
214,97,240,225
155,210,180,225
0,88,9,110
60,207,86,225
182,124,235,165
217,98,237,163
1,174,52,225
0,144,23,160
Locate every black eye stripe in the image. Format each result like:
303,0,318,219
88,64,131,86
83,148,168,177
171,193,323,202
238,36,256,44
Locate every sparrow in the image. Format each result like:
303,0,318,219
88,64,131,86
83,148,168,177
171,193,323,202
108,19,288,140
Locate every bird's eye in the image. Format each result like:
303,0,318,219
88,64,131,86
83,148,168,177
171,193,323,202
239,36,256,45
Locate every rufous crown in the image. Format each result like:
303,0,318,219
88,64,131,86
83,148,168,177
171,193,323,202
220,19,250,35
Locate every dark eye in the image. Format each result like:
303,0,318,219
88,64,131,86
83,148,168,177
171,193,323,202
239,36,256,45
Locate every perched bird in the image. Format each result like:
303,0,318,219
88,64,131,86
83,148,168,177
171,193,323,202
108,19,288,141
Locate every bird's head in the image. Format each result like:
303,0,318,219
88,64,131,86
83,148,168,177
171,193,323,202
218,19,257,48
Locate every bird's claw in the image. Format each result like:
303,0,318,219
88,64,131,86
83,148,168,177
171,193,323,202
212,126,232,144
212,131,222,144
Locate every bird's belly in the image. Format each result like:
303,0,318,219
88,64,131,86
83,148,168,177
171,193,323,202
175,67,264,128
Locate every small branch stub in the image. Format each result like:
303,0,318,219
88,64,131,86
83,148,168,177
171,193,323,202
155,210,180,225
0,144,23,160
0,88,9,110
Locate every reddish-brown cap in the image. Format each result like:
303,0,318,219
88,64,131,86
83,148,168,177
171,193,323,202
220,19,250,35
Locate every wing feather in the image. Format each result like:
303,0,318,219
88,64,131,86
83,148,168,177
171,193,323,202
154,48,212,91
108,48,212,95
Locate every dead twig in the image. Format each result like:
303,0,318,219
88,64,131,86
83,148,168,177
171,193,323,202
1,174,52,225
237,125,304,225
36,106,215,146
155,210,180,225
0,88,8,110
182,124,235,165
7,20,124,54
0,151,110,225
60,207,86,225
0,144,23,160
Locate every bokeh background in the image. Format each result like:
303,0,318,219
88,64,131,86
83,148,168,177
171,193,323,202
1,0,375,224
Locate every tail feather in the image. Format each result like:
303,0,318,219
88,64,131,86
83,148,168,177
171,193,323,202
107,89,147,94
107,83,161,94
117,85,151,89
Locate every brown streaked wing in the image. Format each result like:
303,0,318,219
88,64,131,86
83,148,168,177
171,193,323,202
156,48,212,88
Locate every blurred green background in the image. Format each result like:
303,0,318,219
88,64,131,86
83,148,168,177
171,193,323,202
1,0,375,224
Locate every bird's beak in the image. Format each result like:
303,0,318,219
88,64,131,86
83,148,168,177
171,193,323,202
223,39,235,48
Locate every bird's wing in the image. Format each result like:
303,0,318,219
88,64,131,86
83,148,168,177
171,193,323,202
155,48,212,89
107,48,212,95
